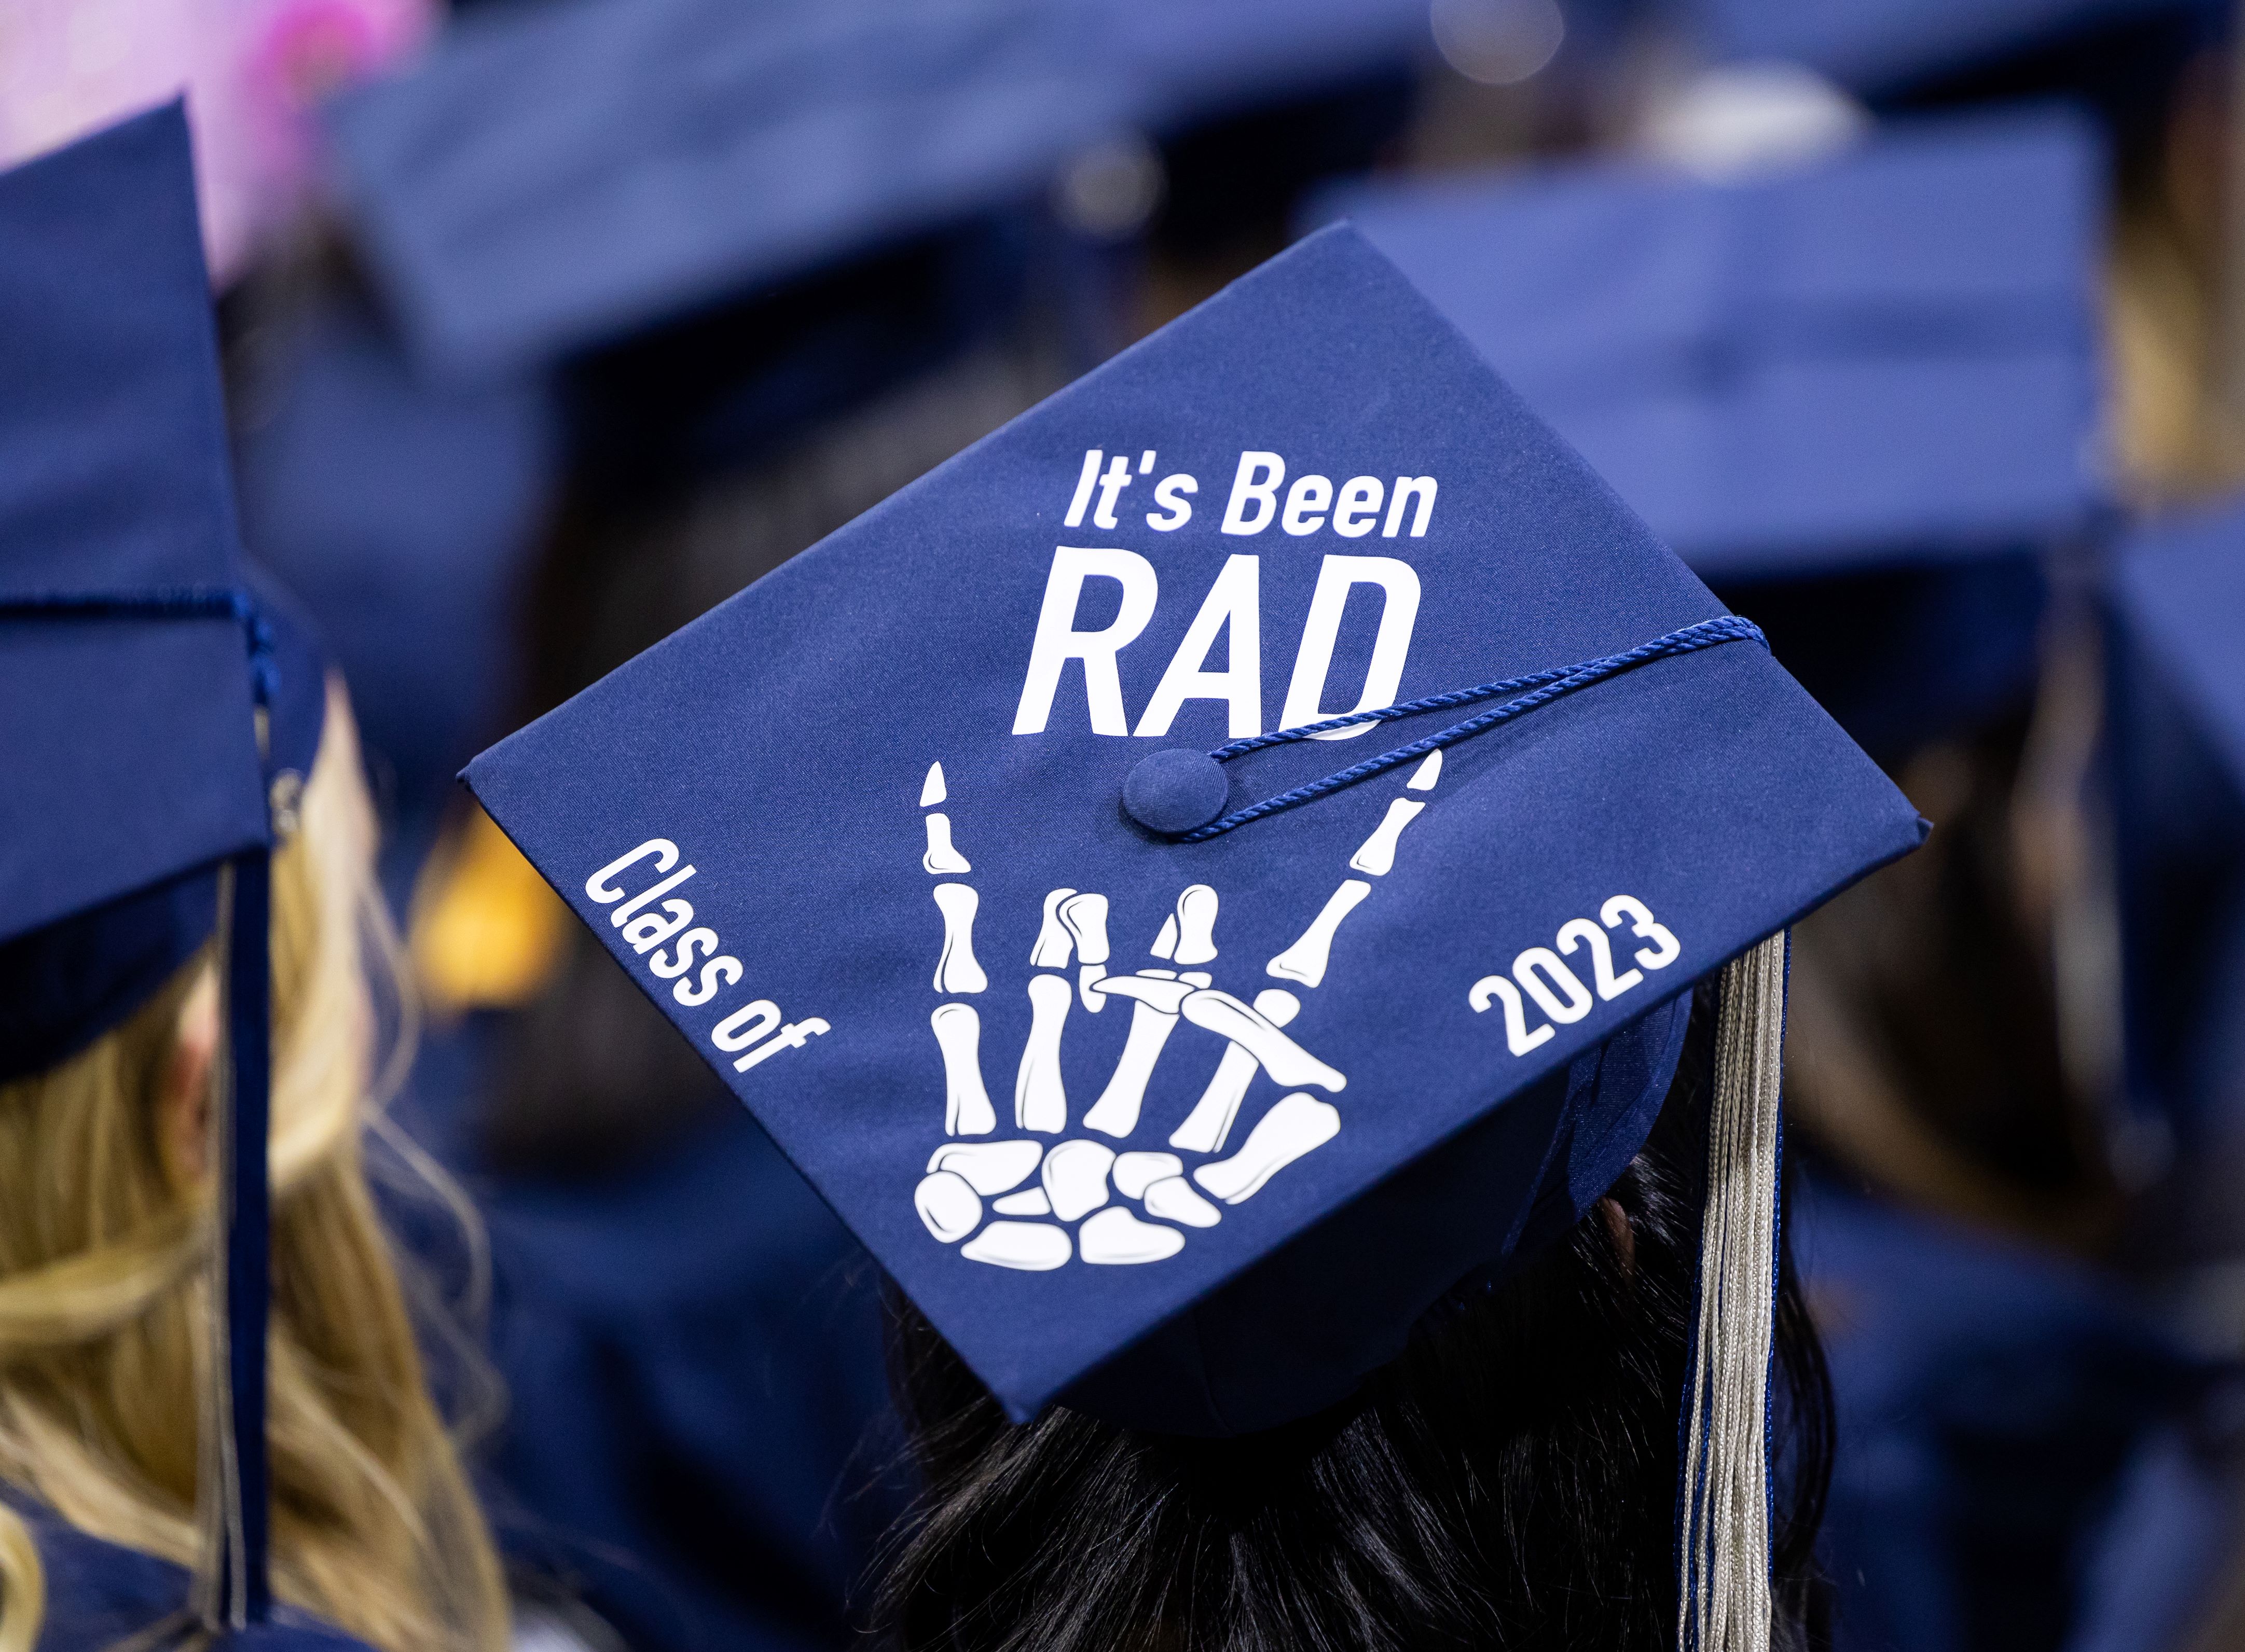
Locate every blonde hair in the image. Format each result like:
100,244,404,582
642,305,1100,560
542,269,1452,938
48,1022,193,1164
0,684,509,1652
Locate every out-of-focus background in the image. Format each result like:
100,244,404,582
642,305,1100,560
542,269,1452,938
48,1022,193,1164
12,0,2245,1646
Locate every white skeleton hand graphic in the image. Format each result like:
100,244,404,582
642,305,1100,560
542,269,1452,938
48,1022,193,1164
910,750,1442,1270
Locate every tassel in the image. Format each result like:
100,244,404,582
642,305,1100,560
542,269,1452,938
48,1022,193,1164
1677,933,1787,1652
195,851,274,1635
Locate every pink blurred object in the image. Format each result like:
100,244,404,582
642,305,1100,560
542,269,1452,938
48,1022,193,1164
0,0,435,282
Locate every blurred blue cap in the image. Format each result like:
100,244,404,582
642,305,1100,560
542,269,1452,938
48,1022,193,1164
1335,108,2106,755
1681,0,2220,99
325,0,1129,381
0,100,336,1644
1338,109,2105,580
0,105,327,1079
464,225,1923,1433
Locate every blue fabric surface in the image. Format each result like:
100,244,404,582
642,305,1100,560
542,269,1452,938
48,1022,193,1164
1794,1178,2219,1652
2069,1413,2245,1652
466,224,1923,1432
480,1105,901,1652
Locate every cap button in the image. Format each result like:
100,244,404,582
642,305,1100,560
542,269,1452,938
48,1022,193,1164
1124,749,1229,836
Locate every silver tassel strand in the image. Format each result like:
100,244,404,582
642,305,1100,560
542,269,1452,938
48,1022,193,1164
1677,932,1787,1652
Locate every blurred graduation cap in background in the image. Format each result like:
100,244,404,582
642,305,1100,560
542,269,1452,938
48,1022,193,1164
1333,106,2109,760
0,103,364,1650
322,0,1131,385
465,224,1923,1641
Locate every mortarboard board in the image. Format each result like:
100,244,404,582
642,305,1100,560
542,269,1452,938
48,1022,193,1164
465,223,1925,1639
322,0,1129,382
0,105,355,1649
1331,108,2106,756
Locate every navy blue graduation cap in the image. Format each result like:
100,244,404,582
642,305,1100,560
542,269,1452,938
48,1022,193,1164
1333,107,2106,756
468,224,1925,1636
0,106,355,1650
323,0,1130,381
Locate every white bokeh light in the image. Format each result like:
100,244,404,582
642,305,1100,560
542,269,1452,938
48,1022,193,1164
1429,0,1566,87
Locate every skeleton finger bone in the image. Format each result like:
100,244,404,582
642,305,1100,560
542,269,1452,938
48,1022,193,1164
922,813,972,874
931,884,987,993
1077,964,1108,1011
1015,974,1072,1132
1192,1094,1342,1203
1407,749,1441,789
1347,799,1425,877
1080,970,1208,1137
1079,1206,1185,1264
1179,990,1345,1092
1042,1139,1116,1220
920,762,948,806
1113,1151,1183,1199
1029,889,1079,967
929,1004,997,1135
926,1139,1041,1192
1089,973,1195,1014
1060,894,1112,1010
1169,884,1220,965
915,1171,981,1241
1143,1176,1222,1227
1059,893,1111,962
962,1223,1071,1270
1169,988,1300,1153
1266,879,1372,988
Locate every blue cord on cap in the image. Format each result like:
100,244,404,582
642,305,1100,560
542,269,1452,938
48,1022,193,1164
0,587,279,707
1137,614,1766,842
